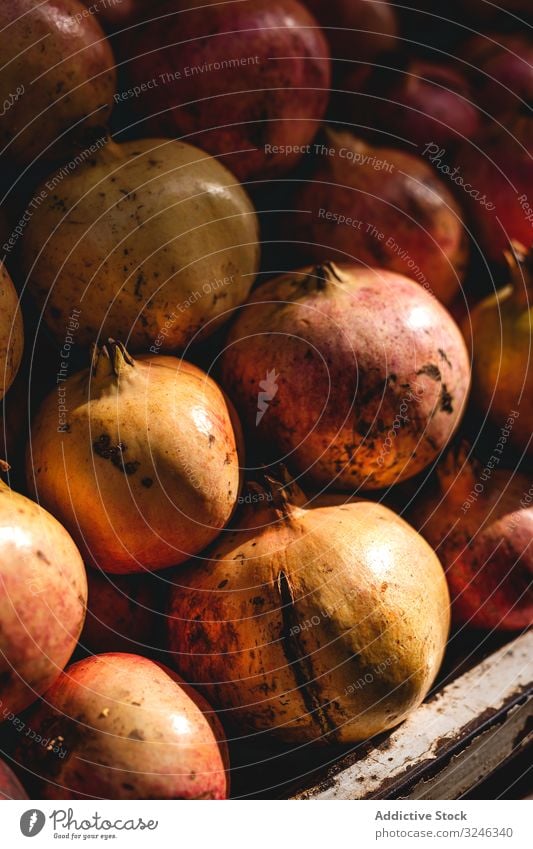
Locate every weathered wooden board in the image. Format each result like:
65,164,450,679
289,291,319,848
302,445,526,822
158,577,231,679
291,631,533,800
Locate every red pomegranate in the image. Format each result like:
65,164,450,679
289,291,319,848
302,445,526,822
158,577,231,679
124,0,331,180
0,0,116,166
221,262,470,490
14,653,229,799
283,127,469,304
409,444,533,631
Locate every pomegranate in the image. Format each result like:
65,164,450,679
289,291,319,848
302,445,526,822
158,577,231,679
16,653,229,799
283,127,469,304
456,113,532,263
125,0,331,181
459,34,533,118
0,759,27,800
28,343,243,574
409,444,533,630
0,262,23,400
463,243,533,456
305,0,398,64
0,0,116,166
168,472,450,743
80,568,162,654
0,469,87,716
221,262,470,490
22,138,260,352
340,58,480,150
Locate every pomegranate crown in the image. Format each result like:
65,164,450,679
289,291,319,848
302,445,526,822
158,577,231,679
91,339,135,379
244,464,308,518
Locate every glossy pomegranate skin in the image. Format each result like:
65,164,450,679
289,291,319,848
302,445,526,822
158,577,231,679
125,0,331,180
13,654,229,799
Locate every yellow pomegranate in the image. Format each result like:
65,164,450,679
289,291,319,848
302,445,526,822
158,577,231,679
167,473,450,744
27,343,243,574
22,138,260,352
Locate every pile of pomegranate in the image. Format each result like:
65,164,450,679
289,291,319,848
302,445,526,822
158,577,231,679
0,0,530,801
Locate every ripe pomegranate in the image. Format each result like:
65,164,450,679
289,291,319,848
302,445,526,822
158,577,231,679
23,137,260,352
0,469,87,716
125,0,331,180
80,568,162,654
305,0,398,64
0,0,116,166
221,263,470,490
23,139,259,353
459,34,533,118
16,653,229,799
283,128,469,304
409,444,533,630
0,262,23,400
0,759,27,800
28,344,243,573
456,113,532,263
463,243,533,456
168,473,450,743
340,58,480,150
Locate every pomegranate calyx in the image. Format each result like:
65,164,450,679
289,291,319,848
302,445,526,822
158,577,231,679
245,465,307,519
306,261,344,290
91,339,135,381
